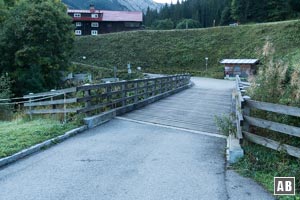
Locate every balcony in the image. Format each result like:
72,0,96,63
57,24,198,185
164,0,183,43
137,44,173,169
72,16,103,22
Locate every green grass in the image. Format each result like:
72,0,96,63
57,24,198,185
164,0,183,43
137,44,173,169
71,20,300,78
0,119,77,158
233,143,300,200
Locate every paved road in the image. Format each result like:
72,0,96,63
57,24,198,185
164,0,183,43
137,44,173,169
0,78,274,200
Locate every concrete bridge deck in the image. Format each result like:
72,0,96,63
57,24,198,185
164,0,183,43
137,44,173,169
0,78,274,200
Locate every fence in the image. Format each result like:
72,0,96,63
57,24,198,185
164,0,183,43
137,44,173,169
23,75,191,121
235,75,300,158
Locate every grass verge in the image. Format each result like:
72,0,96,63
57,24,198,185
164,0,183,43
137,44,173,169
0,119,78,158
232,143,300,200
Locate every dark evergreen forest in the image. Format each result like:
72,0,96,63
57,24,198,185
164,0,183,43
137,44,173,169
144,0,300,29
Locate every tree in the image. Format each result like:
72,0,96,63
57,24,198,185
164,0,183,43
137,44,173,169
220,6,232,25
0,0,6,23
143,0,299,28
153,19,174,30
265,0,289,21
0,0,17,23
176,19,201,29
231,0,249,22
0,0,74,96
289,0,300,12
0,73,13,120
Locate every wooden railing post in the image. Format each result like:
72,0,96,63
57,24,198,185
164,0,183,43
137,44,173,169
173,76,176,89
121,82,126,107
242,96,251,133
160,78,163,93
179,75,182,86
134,82,138,103
144,80,148,99
84,85,91,115
106,85,111,108
50,89,56,118
28,93,33,120
153,79,157,95
63,93,67,123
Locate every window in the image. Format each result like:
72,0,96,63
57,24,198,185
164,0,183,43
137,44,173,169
91,14,98,18
91,22,99,27
76,22,82,27
75,30,82,35
74,13,81,18
234,66,241,72
233,66,241,75
91,30,98,35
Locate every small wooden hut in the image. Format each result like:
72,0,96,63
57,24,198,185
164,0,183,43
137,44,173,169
220,59,259,78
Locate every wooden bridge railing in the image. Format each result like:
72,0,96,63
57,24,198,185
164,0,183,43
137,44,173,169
24,74,191,120
235,75,300,158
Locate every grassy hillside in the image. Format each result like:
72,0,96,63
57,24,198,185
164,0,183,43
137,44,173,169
72,20,300,78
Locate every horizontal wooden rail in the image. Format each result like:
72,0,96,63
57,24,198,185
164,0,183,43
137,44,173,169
27,108,78,114
23,87,76,98
244,115,300,138
243,131,300,158
245,100,300,117
24,98,77,107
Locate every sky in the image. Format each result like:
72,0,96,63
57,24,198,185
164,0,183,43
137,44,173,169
153,0,181,4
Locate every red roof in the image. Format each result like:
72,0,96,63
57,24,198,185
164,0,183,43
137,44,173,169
102,11,142,22
67,9,143,22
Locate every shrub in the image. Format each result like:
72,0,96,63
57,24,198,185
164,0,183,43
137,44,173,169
176,19,201,29
0,73,13,120
152,19,174,30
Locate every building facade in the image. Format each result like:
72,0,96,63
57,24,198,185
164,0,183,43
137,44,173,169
220,59,259,78
67,5,143,36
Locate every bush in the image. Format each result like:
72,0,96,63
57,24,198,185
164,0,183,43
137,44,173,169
152,19,174,30
176,19,201,29
215,114,236,136
0,73,13,120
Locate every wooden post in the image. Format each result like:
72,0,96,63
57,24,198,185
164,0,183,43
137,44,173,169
121,82,126,107
151,81,155,96
28,93,33,120
145,80,148,99
160,79,163,93
84,87,91,115
63,93,67,123
172,77,175,90
106,85,111,109
50,89,56,119
134,82,138,103
154,79,157,95
242,96,251,134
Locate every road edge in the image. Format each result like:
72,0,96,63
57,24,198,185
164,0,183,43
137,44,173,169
0,125,88,168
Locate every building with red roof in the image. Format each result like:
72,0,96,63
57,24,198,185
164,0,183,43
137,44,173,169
67,5,143,36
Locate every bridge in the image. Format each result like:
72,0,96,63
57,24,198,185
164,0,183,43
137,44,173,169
0,77,274,200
